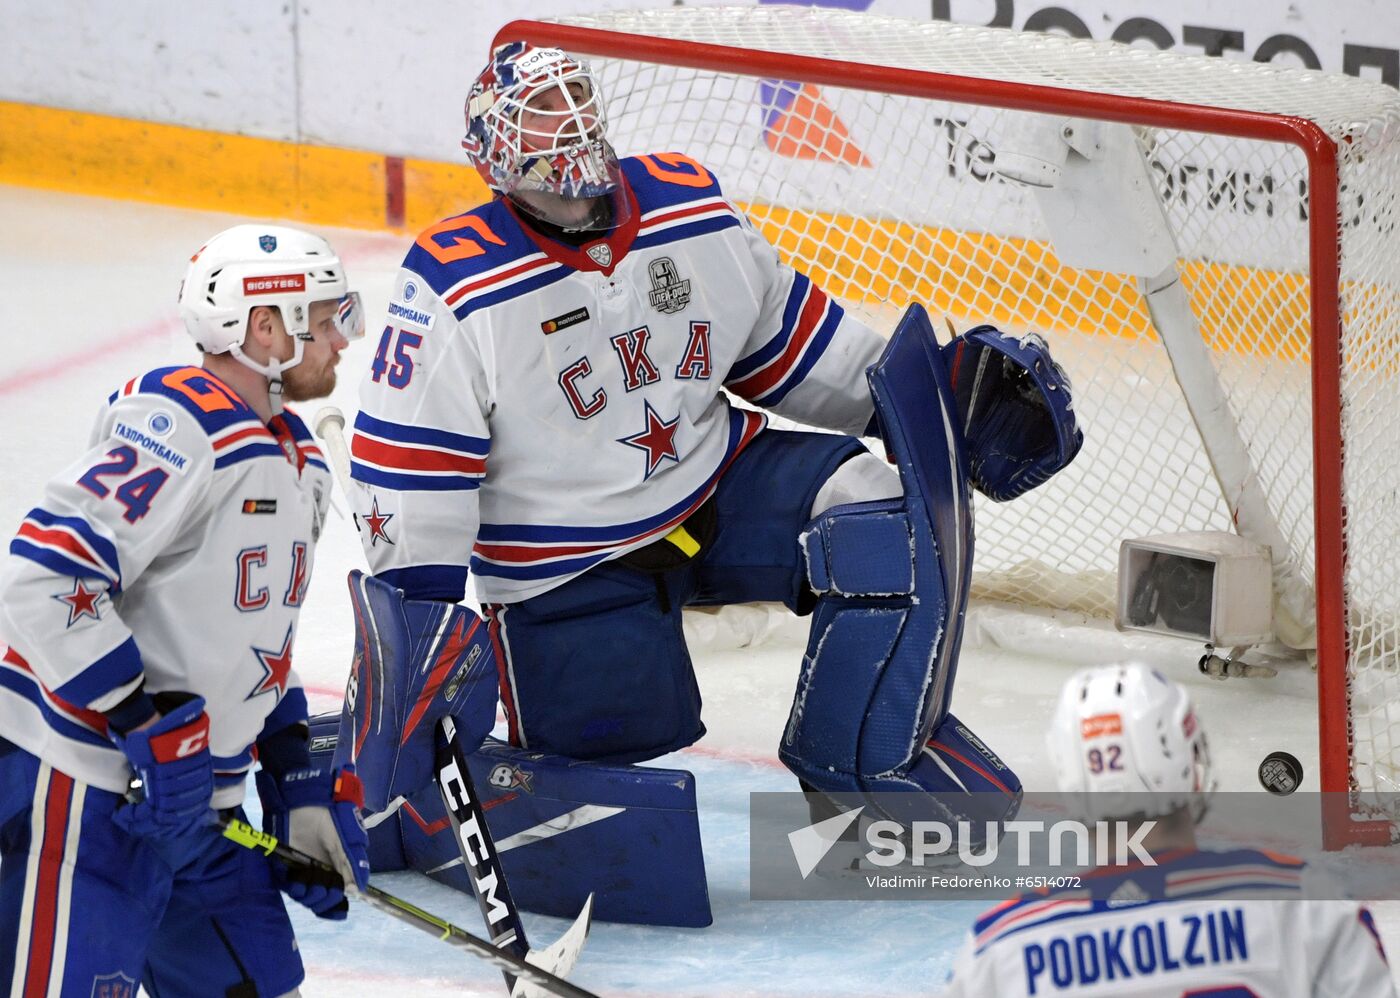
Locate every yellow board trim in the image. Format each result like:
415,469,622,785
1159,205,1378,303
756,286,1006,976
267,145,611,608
0,100,492,233
0,101,1315,363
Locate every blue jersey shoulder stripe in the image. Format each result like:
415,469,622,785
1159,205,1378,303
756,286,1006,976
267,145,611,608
213,442,288,471
350,462,482,493
729,272,813,382
974,902,1100,954
353,411,489,455
401,201,540,299
1169,880,1303,902
9,541,111,588
51,636,142,709
278,408,316,443
24,508,122,583
304,455,330,473
453,265,572,322
621,154,725,211
632,213,742,252
130,367,261,435
753,299,844,407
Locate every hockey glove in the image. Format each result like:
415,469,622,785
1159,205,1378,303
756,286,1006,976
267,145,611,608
256,763,371,920
108,695,214,841
941,325,1083,501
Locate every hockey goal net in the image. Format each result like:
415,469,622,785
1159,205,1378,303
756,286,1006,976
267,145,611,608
500,7,1400,846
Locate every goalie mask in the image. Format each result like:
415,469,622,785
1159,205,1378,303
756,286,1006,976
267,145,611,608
1047,662,1214,823
178,224,365,406
463,41,629,232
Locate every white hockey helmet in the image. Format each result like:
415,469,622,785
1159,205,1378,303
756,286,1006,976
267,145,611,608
178,224,364,385
1047,662,1214,822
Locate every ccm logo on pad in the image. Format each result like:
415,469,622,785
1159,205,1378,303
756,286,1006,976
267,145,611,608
243,274,306,295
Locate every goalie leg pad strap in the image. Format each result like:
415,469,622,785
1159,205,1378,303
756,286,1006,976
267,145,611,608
781,303,977,794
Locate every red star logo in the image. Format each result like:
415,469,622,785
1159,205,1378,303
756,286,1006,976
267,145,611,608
361,498,395,547
617,401,680,480
248,624,295,702
52,578,103,628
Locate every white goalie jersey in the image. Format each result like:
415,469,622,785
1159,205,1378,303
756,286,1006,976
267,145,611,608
351,152,887,604
0,367,330,807
940,848,1396,997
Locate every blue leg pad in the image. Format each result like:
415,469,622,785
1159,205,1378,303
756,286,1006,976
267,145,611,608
313,719,712,928
781,305,1021,818
336,570,498,813
864,712,1023,831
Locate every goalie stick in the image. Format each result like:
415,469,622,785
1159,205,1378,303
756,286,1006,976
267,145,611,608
314,405,594,997
219,816,600,998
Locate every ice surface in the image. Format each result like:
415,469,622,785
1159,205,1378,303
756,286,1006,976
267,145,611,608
2,186,1396,996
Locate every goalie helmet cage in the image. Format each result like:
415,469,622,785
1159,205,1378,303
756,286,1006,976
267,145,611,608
496,7,1400,849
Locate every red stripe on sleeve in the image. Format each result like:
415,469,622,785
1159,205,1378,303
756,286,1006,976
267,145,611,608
727,285,829,400
351,435,485,475
15,523,104,573
212,425,275,451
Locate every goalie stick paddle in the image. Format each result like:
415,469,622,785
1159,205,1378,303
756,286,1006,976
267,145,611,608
313,406,596,997
218,817,601,998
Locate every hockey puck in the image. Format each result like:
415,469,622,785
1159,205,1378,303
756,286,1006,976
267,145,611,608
1258,751,1303,795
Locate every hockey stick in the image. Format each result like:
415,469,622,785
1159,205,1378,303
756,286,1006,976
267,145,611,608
314,406,594,997
218,816,600,998
435,715,535,990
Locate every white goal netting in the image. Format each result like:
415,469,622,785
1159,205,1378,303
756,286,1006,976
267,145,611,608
527,6,1400,834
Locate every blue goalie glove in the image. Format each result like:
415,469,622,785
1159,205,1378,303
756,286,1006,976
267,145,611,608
941,325,1082,501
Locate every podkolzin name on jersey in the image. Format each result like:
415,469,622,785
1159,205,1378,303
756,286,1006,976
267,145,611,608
1025,906,1247,993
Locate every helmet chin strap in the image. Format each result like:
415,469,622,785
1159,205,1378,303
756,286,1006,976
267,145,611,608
227,335,306,418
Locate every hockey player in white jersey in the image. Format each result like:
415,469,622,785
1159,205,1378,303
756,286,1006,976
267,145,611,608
350,40,1082,846
940,663,1396,997
0,225,372,996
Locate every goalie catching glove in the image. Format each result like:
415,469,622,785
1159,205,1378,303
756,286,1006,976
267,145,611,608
942,325,1082,501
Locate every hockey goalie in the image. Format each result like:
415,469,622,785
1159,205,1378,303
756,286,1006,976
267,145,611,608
313,39,1083,928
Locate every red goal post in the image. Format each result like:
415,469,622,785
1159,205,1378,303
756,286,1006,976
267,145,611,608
496,7,1400,848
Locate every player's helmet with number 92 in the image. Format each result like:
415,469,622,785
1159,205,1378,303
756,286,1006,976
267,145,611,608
463,42,620,203
1047,662,1215,823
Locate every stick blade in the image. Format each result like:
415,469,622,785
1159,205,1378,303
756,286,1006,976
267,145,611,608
509,893,594,998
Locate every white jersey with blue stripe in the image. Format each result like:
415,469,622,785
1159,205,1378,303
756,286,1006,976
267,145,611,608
0,366,330,807
940,848,1396,997
351,152,886,604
